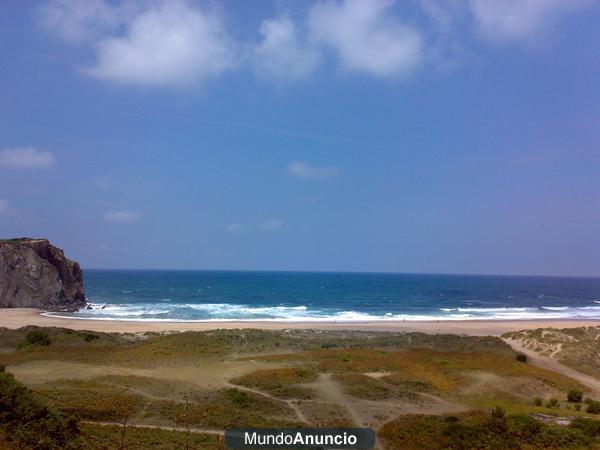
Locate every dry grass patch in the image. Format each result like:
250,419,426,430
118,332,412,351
145,388,301,429
77,423,225,449
33,379,146,421
230,367,317,399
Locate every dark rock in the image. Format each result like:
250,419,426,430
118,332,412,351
0,238,86,311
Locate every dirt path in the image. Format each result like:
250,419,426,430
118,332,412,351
310,374,365,428
503,338,600,394
82,420,224,436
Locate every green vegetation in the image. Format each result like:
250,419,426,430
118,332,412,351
0,370,80,449
568,388,584,403
1,326,597,448
587,400,600,415
20,330,52,348
516,352,527,363
380,412,600,449
75,423,225,449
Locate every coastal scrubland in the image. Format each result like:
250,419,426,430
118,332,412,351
504,326,600,379
1,326,600,449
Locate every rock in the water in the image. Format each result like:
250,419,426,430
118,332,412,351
0,238,86,311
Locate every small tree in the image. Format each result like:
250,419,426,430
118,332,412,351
567,389,584,403
534,397,543,407
586,400,600,415
546,398,559,408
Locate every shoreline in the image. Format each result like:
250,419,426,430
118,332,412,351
1,308,599,336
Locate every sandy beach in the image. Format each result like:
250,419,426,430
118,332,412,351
1,308,598,336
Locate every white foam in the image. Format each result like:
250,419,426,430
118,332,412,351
51,300,600,322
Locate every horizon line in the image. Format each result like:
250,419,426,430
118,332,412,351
81,267,600,280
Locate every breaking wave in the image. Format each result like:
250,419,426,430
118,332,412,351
44,302,600,322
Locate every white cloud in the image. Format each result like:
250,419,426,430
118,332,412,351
253,16,320,80
258,219,285,231
0,199,10,214
41,0,236,88
227,223,241,232
469,0,590,43
88,1,236,87
0,147,55,169
103,210,140,223
308,0,423,76
287,161,341,180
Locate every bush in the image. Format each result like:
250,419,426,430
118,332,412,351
546,398,559,408
0,364,4,373
516,353,527,363
21,330,51,347
491,406,506,419
575,404,582,411
0,371,79,449
570,417,600,437
226,388,250,407
534,397,543,406
586,400,600,415
567,388,584,403
83,333,100,343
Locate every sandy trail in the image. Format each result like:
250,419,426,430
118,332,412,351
503,338,600,394
310,373,366,427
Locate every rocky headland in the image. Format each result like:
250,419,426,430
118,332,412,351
0,238,85,311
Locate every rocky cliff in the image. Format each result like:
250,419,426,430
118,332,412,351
0,238,86,311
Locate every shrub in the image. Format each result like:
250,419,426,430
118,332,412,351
0,364,4,373
226,388,250,407
575,404,582,411
491,406,506,419
534,397,543,406
82,333,100,343
546,398,559,408
20,330,51,347
567,388,583,403
516,353,527,363
0,371,79,449
570,417,600,437
586,400,600,415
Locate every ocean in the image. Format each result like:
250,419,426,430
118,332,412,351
43,270,600,322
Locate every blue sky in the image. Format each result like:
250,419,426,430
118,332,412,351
1,0,599,275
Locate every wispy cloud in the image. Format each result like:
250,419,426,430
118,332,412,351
103,210,140,223
258,219,285,231
253,16,320,80
226,223,241,232
0,147,55,169
468,0,590,44
287,161,342,180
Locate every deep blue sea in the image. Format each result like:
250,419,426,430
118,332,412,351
49,270,600,322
